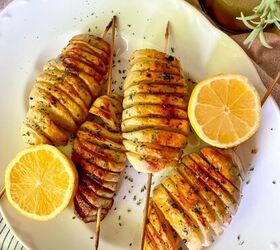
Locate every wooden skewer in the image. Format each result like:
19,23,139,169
101,18,114,39
261,71,280,106
140,21,170,250
0,187,5,201
95,15,117,250
233,71,280,152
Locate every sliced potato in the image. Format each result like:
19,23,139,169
72,152,120,183
29,86,77,132
144,229,159,250
27,107,68,145
63,48,107,75
48,59,102,98
122,104,188,121
80,121,122,143
61,56,103,82
89,95,122,131
190,153,240,204
121,117,189,136
168,170,223,236
124,70,185,90
37,72,88,113
80,174,115,199
74,191,109,222
123,140,181,159
200,147,241,190
43,65,93,107
92,95,122,114
146,223,168,250
124,83,187,97
123,93,188,110
35,81,87,124
153,185,203,250
78,128,125,152
73,139,126,172
130,59,183,76
122,129,187,148
21,119,52,145
162,176,214,246
79,138,126,163
64,43,110,64
126,152,177,173
44,66,92,107
129,49,180,67
182,156,238,215
78,182,112,209
70,34,110,55
177,163,231,226
148,201,178,250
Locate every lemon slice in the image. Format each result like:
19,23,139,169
188,74,261,148
5,144,78,221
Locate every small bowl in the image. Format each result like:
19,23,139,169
199,0,260,33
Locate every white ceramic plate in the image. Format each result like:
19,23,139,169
0,0,280,249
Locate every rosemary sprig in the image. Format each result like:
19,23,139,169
237,0,280,48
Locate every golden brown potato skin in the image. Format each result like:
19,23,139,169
72,95,126,223
21,34,110,146
144,147,242,250
122,49,189,173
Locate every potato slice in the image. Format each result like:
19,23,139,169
123,140,181,160
126,152,177,173
35,81,87,124
80,174,114,199
64,43,110,64
63,48,107,75
43,66,92,107
73,139,126,172
29,86,77,132
80,121,122,143
123,93,188,110
153,185,203,250
162,176,214,246
144,229,159,250
148,201,178,250
122,129,187,148
129,49,180,67
61,56,103,82
78,128,125,152
121,117,189,136
27,107,68,145
168,171,223,236
182,156,237,215
122,104,188,121
79,138,126,163
124,83,188,97
21,119,52,145
200,147,242,190
178,163,231,226
37,72,88,113
89,95,122,131
74,191,109,223
70,34,110,55
146,223,168,250
78,182,112,209
48,59,102,98
130,59,183,76
124,71,185,90
72,152,120,184
190,153,240,204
